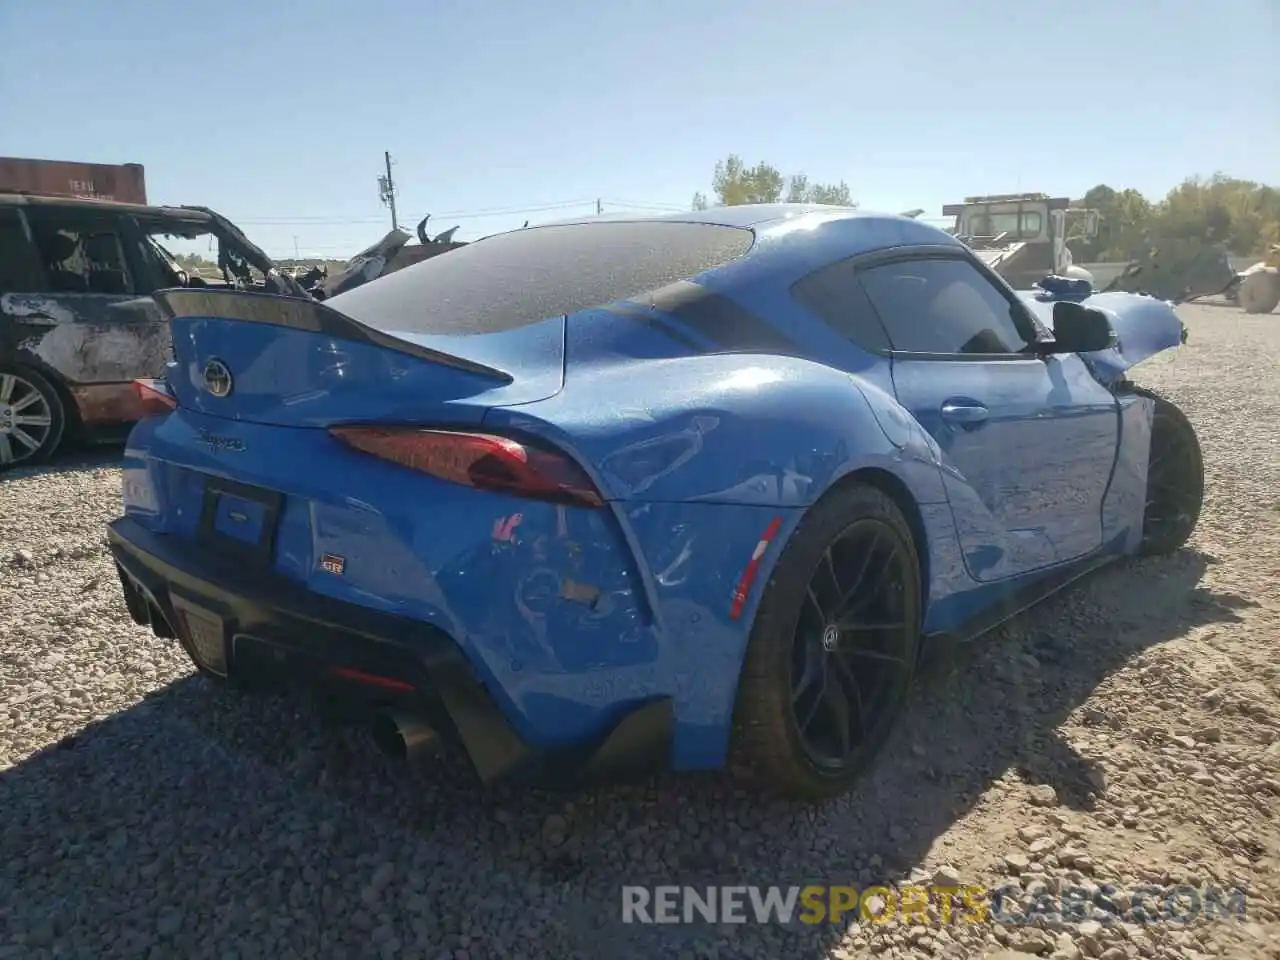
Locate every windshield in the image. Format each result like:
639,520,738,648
963,210,1043,240
139,220,268,290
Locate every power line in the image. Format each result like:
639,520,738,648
233,197,685,226
257,196,697,259
238,200,592,225
602,198,689,212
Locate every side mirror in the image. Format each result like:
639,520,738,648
1045,301,1115,354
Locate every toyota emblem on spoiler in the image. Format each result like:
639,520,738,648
203,358,233,398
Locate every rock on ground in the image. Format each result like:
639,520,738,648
1,302,1278,959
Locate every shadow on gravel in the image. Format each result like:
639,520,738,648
1184,297,1258,313
0,547,1256,958
0,442,124,483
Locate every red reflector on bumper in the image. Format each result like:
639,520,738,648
729,516,784,620
329,666,416,693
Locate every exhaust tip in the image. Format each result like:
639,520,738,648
371,710,440,763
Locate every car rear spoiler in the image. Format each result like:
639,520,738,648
151,287,513,382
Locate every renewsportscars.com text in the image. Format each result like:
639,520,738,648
621,884,1248,926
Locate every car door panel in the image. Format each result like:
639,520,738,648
17,206,170,388
893,357,1059,580
859,254,1120,583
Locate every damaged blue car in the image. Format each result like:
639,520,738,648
107,204,1203,799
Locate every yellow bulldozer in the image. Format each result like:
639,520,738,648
1103,238,1280,315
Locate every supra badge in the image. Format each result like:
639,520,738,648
195,427,245,453
320,553,346,575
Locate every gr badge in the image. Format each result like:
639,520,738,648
320,554,346,575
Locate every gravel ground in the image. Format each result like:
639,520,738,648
1,301,1278,960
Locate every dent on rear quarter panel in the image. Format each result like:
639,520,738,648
485,352,949,508
485,351,970,768
619,500,806,768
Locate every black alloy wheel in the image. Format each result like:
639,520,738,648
731,483,922,801
1133,386,1204,555
788,518,916,771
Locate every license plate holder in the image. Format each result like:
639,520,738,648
196,476,284,571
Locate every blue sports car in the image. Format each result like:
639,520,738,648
108,204,1203,799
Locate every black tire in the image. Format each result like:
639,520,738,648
0,364,67,471
1133,386,1203,556
730,483,923,801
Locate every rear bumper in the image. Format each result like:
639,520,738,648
106,516,672,785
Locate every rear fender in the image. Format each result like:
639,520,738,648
483,353,949,509
485,355,955,769
486,352,951,647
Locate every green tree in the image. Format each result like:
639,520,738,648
1151,174,1279,254
1077,184,1153,260
692,154,854,209
173,252,218,270
1074,176,1278,259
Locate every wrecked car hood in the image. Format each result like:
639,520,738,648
1103,237,1238,303
176,205,307,299
317,228,414,299
1018,289,1187,384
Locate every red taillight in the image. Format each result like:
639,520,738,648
329,426,605,508
133,379,178,416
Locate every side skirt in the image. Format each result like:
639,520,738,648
921,551,1120,669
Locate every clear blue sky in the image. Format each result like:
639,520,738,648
3,0,1276,260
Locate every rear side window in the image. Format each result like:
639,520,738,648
858,257,1032,355
0,209,45,293
791,258,891,353
25,212,135,296
329,221,755,335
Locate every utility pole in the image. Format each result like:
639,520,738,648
596,198,603,215
377,151,399,231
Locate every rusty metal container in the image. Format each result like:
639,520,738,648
0,156,147,204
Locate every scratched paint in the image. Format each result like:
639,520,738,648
19,321,169,382
0,294,78,325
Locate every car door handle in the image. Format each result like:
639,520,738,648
940,401,990,426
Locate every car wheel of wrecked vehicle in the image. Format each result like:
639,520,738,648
1237,269,1280,315
1133,386,1204,556
731,483,922,800
0,364,66,470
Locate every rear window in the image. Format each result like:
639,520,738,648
328,220,755,335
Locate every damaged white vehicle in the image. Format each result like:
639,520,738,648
0,193,304,469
